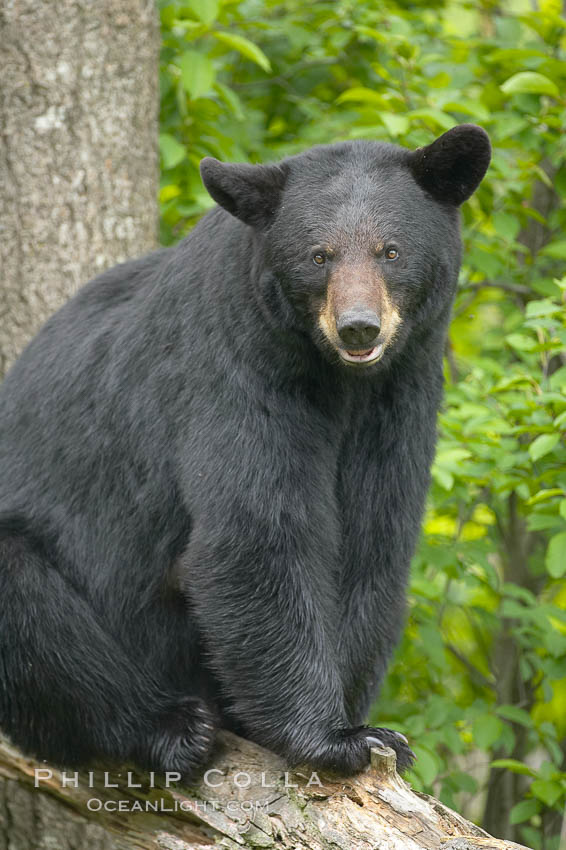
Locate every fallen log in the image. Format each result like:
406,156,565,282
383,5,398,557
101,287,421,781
0,731,531,850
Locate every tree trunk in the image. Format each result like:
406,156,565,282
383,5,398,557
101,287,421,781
0,0,159,378
0,732,533,850
0,0,158,843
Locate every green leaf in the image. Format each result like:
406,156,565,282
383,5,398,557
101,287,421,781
530,779,562,807
214,82,245,121
526,512,562,532
506,333,537,352
408,108,454,130
178,50,215,99
187,0,219,25
529,433,560,462
509,799,541,824
419,624,446,667
550,366,566,390
380,112,409,137
451,771,478,792
492,759,536,776
442,99,490,122
158,134,186,169
496,706,533,727
540,241,566,260
431,467,453,490
472,715,504,749
336,87,387,107
435,448,472,467
526,488,564,506
354,25,388,43
411,746,439,786
500,72,559,97
493,212,521,241
213,32,271,72
546,532,566,578
525,299,562,318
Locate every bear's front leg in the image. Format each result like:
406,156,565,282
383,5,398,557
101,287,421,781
177,412,413,774
336,369,442,726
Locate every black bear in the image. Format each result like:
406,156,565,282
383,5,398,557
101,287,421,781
0,125,490,777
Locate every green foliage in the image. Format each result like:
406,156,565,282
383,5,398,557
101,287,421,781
381,275,566,835
158,0,566,844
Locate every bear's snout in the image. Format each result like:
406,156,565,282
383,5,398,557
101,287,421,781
336,308,381,349
317,262,401,367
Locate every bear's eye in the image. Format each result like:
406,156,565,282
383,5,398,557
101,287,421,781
313,252,326,266
385,246,399,261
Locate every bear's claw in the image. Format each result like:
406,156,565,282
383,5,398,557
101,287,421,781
362,726,416,772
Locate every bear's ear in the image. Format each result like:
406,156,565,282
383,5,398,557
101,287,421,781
408,124,491,206
200,157,288,229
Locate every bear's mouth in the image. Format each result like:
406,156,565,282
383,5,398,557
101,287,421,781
339,344,384,366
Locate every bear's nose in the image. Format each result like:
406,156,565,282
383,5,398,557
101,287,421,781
336,310,381,348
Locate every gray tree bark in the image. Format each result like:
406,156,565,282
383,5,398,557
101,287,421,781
0,0,160,378
0,0,158,843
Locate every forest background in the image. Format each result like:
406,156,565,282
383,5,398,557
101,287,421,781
157,0,566,847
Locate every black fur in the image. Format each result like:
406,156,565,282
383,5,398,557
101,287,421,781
0,126,490,776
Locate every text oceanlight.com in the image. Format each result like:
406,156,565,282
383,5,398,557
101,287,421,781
86,798,271,814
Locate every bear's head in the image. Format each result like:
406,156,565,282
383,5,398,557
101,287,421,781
200,125,490,371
